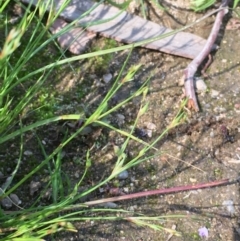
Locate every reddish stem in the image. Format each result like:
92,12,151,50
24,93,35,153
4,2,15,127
184,0,229,111
84,178,231,206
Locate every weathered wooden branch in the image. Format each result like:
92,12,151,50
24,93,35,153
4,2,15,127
22,0,207,59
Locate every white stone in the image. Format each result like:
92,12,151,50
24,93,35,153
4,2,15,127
10,193,21,205
145,122,156,130
24,150,33,156
103,202,118,208
211,89,220,98
103,73,113,84
195,78,207,93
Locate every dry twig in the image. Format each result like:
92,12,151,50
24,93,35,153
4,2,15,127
84,178,232,206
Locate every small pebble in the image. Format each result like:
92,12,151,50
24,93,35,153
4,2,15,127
74,172,80,179
103,202,118,208
103,73,113,84
211,89,219,98
123,187,129,193
204,103,211,109
1,176,12,190
190,177,197,183
145,122,156,130
177,75,185,86
118,170,129,180
195,78,207,93
0,197,12,209
10,193,21,205
151,175,156,180
222,200,235,215
24,150,33,156
116,113,125,121
115,113,125,126
215,148,220,156
210,130,214,138
30,181,41,196
99,187,105,193
129,206,135,211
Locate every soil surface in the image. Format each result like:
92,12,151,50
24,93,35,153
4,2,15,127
1,1,240,241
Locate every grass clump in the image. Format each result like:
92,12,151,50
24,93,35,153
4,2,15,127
89,38,118,74
0,0,205,240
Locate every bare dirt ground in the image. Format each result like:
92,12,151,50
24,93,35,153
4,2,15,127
1,1,240,241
